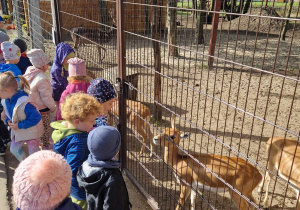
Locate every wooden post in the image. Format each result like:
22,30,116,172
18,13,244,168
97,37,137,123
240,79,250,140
208,0,221,67
0,0,8,15
22,0,29,35
117,0,127,169
28,0,44,50
50,0,61,45
281,0,293,41
7,0,13,15
167,0,178,56
195,0,206,44
12,0,22,38
152,0,162,121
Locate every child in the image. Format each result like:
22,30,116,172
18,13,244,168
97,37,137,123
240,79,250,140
12,38,32,74
87,78,116,127
56,57,90,120
51,92,102,210
0,32,10,64
0,41,22,77
0,71,43,162
50,42,75,108
24,49,56,149
0,16,6,34
13,150,81,210
77,126,132,210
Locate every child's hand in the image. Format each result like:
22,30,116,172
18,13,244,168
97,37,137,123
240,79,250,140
8,121,19,130
50,107,56,113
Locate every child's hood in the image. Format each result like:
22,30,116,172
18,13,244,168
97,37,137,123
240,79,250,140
77,160,111,191
52,43,74,68
0,63,10,72
23,66,44,83
51,120,82,144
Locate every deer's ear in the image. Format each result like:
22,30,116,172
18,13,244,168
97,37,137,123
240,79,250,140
180,133,189,139
171,114,176,129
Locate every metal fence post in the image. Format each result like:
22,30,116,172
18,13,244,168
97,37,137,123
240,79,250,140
116,0,127,170
12,0,22,38
28,0,44,50
50,0,61,45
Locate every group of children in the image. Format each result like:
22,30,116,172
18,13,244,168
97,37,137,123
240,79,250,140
0,26,131,209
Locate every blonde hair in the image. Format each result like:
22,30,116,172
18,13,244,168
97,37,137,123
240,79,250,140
67,76,91,84
0,71,30,93
61,92,102,122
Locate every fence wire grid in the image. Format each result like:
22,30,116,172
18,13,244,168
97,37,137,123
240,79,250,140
9,0,300,209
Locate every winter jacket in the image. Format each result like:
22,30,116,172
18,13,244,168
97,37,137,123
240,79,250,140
77,161,132,210
16,197,82,210
17,53,32,75
24,66,56,111
1,90,43,142
0,63,21,76
56,81,90,120
51,121,89,200
50,43,75,101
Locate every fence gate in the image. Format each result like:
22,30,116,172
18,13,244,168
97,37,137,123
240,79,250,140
12,0,300,209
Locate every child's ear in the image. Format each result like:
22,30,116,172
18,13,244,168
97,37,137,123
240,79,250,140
74,119,80,126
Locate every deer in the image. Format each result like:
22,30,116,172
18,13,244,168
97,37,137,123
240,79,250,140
108,100,154,157
257,137,300,209
153,115,263,210
70,10,117,62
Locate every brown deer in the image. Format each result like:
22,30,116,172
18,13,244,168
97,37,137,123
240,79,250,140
108,100,154,157
70,11,116,62
257,137,300,209
153,115,263,210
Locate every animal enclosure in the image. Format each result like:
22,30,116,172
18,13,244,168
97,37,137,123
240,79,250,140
13,0,300,209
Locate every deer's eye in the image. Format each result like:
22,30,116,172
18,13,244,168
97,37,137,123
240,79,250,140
170,135,175,139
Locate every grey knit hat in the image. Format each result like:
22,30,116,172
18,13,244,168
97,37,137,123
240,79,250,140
0,32,9,43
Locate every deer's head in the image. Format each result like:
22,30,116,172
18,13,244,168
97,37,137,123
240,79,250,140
153,115,189,148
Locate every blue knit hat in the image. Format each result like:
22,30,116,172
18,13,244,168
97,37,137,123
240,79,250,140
87,126,121,168
87,78,116,104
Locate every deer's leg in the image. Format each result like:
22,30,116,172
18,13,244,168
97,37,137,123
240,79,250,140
262,172,270,207
97,46,106,62
133,117,148,156
190,189,197,210
296,191,300,210
145,115,153,157
231,190,251,210
73,37,80,49
257,171,268,194
175,185,191,210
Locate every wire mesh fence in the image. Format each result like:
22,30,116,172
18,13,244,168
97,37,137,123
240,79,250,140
10,0,300,209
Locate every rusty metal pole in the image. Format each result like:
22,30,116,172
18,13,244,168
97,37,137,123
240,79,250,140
117,0,127,170
208,0,221,67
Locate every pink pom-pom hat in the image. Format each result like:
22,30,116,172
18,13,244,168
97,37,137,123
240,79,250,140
13,150,72,210
68,57,86,77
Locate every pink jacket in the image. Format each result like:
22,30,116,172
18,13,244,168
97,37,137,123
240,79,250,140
56,81,90,120
23,66,56,112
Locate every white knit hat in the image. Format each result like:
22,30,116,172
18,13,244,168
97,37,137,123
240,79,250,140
1,41,21,61
27,49,50,68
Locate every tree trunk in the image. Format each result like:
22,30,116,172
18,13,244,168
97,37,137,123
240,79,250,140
281,0,293,41
195,0,206,44
167,0,178,56
152,0,162,121
145,0,150,34
98,0,109,31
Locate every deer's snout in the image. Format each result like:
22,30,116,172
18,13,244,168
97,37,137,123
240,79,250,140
153,136,160,145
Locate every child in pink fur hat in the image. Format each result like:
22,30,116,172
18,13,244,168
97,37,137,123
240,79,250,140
56,57,91,120
24,49,56,150
13,150,81,210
